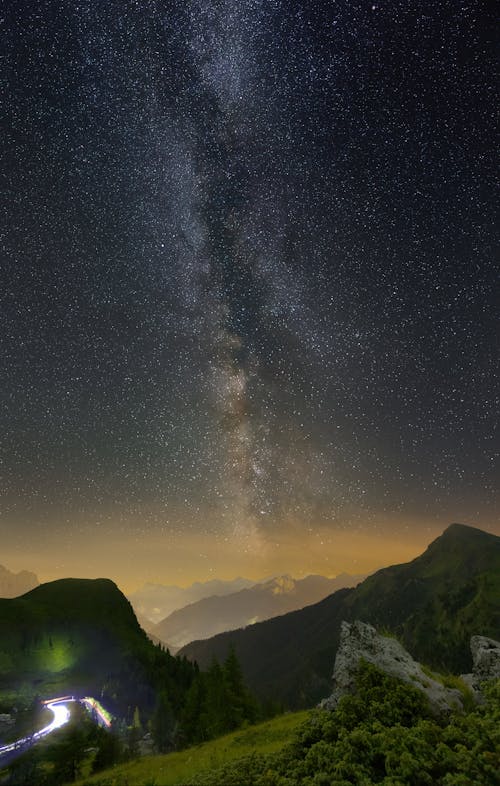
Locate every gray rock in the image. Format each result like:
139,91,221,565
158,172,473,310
321,620,463,714
461,635,500,691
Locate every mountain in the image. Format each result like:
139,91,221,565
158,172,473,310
0,564,38,597
153,573,366,651
0,578,196,720
127,577,255,624
179,524,500,708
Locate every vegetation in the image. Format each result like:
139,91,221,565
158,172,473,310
174,664,500,786
71,711,309,786
18,664,495,786
178,647,259,745
0,709,308,786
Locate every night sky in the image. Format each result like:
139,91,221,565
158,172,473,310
2,1,498,589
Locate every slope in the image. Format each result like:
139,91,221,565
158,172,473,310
72,710,309,786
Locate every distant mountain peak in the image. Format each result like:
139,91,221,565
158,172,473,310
0,564,39,598
258,575,296,595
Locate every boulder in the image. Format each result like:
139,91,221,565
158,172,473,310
461,634,500,691
321,620,463,714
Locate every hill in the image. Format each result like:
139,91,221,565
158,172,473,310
180,524,500,707
0,564,38,598
153,573,366,651
0,578,196,720
71,709,309,786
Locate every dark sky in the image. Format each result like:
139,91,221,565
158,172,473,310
2,1,498,587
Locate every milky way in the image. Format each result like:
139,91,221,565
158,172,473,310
2,1,498,583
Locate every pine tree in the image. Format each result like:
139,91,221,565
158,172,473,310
223,646,259,729
179,674,206,744
151,691,176,753
91,727,123,773
223,646,246,730
203,658,229,739
47,721,92,783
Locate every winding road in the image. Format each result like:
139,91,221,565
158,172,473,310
0,694,110,761
0,698,71,758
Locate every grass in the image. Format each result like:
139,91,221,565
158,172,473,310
73,711,309,786
420,664,476,709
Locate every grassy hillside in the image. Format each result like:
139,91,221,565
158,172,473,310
180,524,500,707
153,667,500,786
0,578,196,719
72,711,309,786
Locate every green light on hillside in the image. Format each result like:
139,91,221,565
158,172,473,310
38,638,75,673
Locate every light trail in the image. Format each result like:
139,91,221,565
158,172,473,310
0,700,71,757
81,697,112,727
0,694,113,760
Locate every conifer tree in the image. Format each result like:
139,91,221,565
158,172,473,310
179,673,207,744
223,646,258,729
151,691,176,753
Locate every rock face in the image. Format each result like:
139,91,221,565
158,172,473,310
461,635,500,691
322,620,463,714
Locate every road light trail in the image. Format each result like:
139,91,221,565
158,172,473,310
81,697,112,727
0,700,71,757
0,694,113,761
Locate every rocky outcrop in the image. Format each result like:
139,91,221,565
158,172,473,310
460,635,500,692
322,620,463,714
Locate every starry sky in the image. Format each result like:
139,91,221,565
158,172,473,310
2,1,498,590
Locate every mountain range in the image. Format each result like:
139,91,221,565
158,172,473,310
0,564,38,598
0,523,497,719
179,524,500,707
153,573,366,651
127,577,255,624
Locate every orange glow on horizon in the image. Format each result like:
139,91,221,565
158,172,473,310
4,516,498,595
